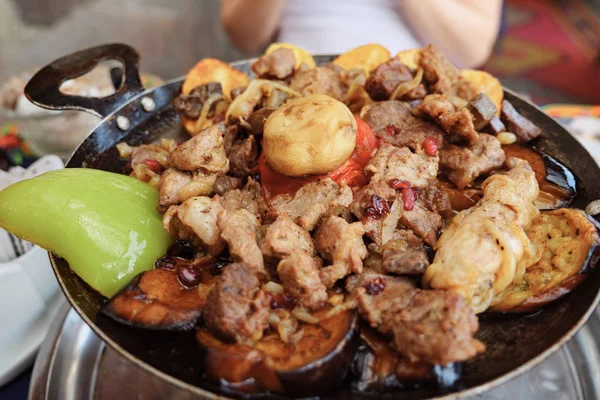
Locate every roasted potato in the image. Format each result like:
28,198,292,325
395,48,421,70
265,42,316,69
333,44,391,73
181,58,250,99
263,94,357,176
491,208,599,312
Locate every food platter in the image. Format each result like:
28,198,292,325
28,300,600,400
14,43,600,399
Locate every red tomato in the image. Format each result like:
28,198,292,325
143,159,162,174
352,116,379,168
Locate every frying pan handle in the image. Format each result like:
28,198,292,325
24,43,144,119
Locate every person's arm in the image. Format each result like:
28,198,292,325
398,0,503,68
221,0,287,54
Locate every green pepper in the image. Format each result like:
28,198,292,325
0,168,173,297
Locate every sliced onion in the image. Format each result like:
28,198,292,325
262,281,285,294
226,79,301,123
328,294,344,307
321,299,357,320
292,307,319,324
194,93,227,134
391,68,423,100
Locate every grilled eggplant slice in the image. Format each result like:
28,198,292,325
491,209,599,312
196,309,358,395
101,267,213,330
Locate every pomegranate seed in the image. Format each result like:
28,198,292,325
363,278,386,295
177,265,201,288
385,125,400,136
402,187,417,211
155,255,176,270
389,179,411,190
363,194,391,220
143,159,162,173
270,294,296,311
423,137,439,156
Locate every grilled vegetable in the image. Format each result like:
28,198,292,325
500,99,542,142
491,208,599,312
101,265,213,330
196,309,358,395
467,93,497,130
333,44,391,73
0,168,173,297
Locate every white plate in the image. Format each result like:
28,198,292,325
0,246,62,387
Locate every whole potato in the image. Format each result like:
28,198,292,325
263,94,357,177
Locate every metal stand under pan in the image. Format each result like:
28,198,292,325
28,300,600,400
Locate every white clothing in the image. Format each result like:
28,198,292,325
278,0,422,55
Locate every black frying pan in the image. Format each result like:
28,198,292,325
24,43,600,399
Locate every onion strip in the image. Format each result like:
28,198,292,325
391,68,423,100
194,93,227,134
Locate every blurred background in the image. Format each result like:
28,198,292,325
0,0,598,397
1,0,598,104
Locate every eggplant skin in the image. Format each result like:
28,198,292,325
197,310,359,395
100,268,206,330
491,209,599,312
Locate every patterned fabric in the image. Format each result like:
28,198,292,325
485,0,600,105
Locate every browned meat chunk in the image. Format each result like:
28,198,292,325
365,143,439,189
277,250,328,309
251,48,296,80
420,183,453,219
387,290,484,365
468,93,497,130
439,133,506,189
217,209,265,277
223,124,238,155
228,135,259,178
349,181,400,249
173,82,223,119
158,168,192,209
268,178,353,231
130,144,169,170
246,108,276,136
413,94,478,143
162,195,226,255
290,65,347,101
361,100,444,152
364,57,424,101
500,99,542,142
204,263,270,343
261,215,315,259
213,175,243,196
222,178,267,220
483,115,506,136
399,201,442,247
315,216,368,287
382,230,429,275
353,272,416,325
169,124,229,173
419,44,477,100
157,168,220,210
355,273,484,365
